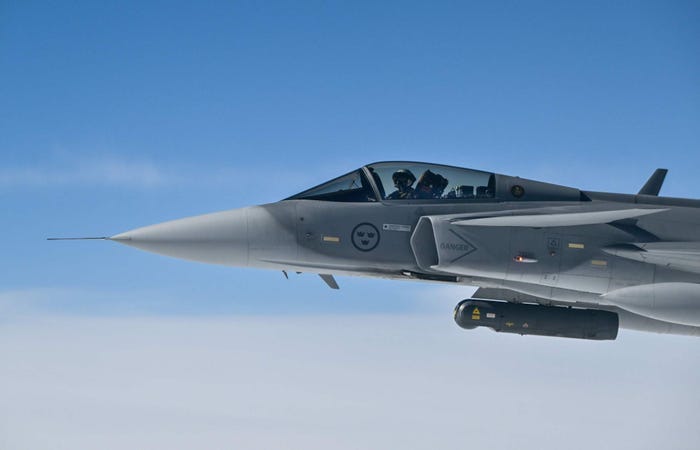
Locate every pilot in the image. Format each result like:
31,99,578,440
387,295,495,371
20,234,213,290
386,169,416,199
414,170,449,199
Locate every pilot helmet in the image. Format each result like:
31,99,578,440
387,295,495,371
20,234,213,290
392,169,416,187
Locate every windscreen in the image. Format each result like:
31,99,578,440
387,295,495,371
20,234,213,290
287,170,377,202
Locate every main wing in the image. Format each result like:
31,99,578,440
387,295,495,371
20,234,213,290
604,242,700,274
451,208,667,227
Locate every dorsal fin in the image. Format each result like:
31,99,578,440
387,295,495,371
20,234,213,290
638,169,668,196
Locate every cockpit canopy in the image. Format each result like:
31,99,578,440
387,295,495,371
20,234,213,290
288,162,496,202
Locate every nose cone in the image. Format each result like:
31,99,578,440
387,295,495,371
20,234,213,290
111,208,251,266
111,202,299,268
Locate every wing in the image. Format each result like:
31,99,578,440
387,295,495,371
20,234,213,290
604,242,700,274
451,208,667,228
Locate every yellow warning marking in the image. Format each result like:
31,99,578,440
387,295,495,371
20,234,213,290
471,307,481,320
505,321,514,327
568,243,585,249
323,236,340,243
591,259,608,267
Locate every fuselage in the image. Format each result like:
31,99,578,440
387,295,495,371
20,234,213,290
110,161,700,337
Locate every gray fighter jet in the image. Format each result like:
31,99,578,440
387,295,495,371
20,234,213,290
53,161,700,340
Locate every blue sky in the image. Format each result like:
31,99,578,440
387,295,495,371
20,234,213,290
2,0,698,315
1,2,699,448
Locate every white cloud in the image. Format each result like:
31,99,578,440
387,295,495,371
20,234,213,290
0,155,310,197
0,288,76,316
0,314,698,450
0,287,178,318
0,156,169,188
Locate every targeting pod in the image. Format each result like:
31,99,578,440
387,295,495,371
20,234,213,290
454,300,619,341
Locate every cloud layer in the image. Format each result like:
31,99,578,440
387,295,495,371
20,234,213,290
1,314,698,450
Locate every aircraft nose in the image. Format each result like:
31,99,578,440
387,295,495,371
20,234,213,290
110,207,251,266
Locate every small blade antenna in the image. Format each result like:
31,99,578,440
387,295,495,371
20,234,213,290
319,274,340,290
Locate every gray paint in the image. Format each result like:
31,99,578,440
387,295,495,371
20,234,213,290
108,161,700,338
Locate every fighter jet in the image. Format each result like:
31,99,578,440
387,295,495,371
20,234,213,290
52,161,700,340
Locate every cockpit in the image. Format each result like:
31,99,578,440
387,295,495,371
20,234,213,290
287,162,496,202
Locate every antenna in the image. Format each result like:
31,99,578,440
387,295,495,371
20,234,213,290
47,237,109,241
